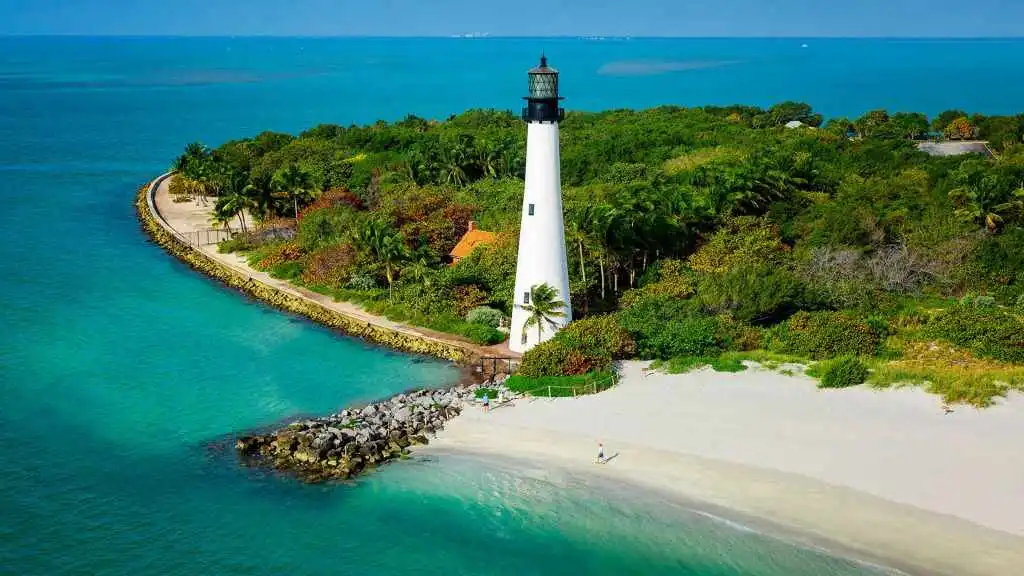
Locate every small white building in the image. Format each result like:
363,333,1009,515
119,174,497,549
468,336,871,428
785,120,806,129
509,56,572,353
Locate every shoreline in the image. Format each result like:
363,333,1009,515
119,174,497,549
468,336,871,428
417,447,916,576
136,174,502,366
420,361,1024,576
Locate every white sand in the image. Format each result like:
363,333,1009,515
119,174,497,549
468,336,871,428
423,361,1024,576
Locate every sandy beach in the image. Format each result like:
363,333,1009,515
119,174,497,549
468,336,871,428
423,361,1024,575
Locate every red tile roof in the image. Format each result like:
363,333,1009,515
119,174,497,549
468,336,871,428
450,225,496,261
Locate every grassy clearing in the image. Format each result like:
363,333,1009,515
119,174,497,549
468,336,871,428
663,146,744,174
868,342,1024,407
504,371,617,398
652,355,746,374
652,350,809,375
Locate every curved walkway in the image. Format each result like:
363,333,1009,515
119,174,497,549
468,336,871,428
147,174,518,363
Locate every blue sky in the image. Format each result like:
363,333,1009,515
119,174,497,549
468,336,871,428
3,0,1022,37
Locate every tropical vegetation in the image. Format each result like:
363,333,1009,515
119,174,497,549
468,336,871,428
171,103,1024,404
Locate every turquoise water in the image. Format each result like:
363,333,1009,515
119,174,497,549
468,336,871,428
6,36,1023,574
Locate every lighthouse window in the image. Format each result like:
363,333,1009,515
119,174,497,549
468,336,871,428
528,204,535,216
521,332,528,345
523,291,530,304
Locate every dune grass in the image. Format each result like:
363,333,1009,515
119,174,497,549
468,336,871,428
652,350,809,375
867,342,1024,407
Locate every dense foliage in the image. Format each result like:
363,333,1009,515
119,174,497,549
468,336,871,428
174,103,1024,403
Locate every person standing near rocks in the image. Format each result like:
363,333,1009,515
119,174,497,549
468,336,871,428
482,392,490,412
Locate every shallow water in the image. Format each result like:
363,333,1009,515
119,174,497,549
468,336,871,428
5,36,1021,574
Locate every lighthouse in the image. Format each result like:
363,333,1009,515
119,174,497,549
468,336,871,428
509,56,572,354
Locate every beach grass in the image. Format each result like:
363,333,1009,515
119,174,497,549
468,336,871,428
504,371,616,398
652,350,809,375
867,342,1024,407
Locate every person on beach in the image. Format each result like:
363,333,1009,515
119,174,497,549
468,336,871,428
482,392,490,412
596,442,605,463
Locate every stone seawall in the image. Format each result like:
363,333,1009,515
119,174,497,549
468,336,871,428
236,386,483,483
134,178,475,364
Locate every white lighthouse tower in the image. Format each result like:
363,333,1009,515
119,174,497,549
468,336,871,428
510,56,572,353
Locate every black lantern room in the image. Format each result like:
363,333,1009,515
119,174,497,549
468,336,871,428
522,55,564,123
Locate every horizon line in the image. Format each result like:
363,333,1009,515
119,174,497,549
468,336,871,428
3,33,1024,40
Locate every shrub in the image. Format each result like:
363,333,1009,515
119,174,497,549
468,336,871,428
1016,294,1024,314
458,323,505,345
816,356,869,389
620,259,695,307
269,260,302,280
218,234,258,253
452,284,488,317
688,216,787,275
301,243,357,287
715,315,763,351
518,314,636,377
618,296,728,359
465,306,503,328
697,264,809,324
959,293,996,309
769,311,882,359
257,241,303,269
925,304,1024,363
347,275,378,291
558,315,637,360
518,340,576,378
641,316,724,359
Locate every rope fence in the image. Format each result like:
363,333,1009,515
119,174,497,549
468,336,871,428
520,372,620,399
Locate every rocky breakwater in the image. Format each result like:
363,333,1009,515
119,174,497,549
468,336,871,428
235,386,481,483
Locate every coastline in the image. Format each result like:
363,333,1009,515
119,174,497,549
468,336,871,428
136,174,502,365
420,361,1024,576
136,172,1024,573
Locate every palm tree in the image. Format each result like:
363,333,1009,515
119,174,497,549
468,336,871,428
355,219,410,298
209,208,233,236
519,283,567,344
402,258,434,288
173,142,209,179
439,139,470,186
214,187,256,234
244,173,278,221
566,210,590,285
272,164,317,219
474,137,501,179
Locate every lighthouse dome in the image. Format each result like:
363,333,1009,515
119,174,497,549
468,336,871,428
527,55,559,100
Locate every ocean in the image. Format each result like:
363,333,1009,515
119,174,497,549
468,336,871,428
4,36,1022,575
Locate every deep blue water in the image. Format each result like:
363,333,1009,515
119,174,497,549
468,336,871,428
6,36,1024,575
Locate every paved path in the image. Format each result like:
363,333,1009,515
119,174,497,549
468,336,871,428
151,175,518,361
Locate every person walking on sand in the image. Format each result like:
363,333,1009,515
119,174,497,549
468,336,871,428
596,442,605,464
482,392,490,412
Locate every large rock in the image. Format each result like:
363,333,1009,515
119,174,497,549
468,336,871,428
236,384,480,483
